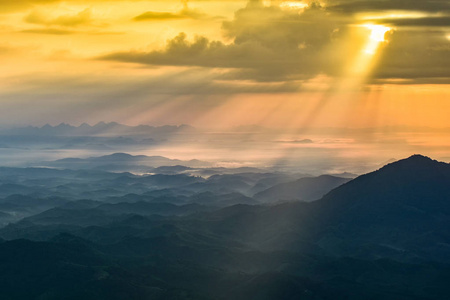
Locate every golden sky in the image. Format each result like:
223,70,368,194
0,0,449,129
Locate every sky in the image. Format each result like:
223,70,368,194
0,0,448,128
0,0,449,167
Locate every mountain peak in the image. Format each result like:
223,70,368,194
78,122,91,128
103,153,134,159
93,121,107,127
380,154,445,173
392,154,431,165
405,154,433,162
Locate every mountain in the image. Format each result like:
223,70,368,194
40,152,212,170
309,154,450,260
17,202,210,227
0,122,195,137
1,155,450,299
254,175,351,203
220,154,450,261
321,154,450,209
0,123,198,154
5,154,450,261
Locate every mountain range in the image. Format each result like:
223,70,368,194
0,122,195,136
0,154,449,299
38,152,213,170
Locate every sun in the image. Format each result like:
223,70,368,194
362,24,391,54
365,24,391,42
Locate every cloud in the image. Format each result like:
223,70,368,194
0,0,147,13
371,16,450,27
0,0,239,13
20,8,115,35
373,29,450,81
277,139,314,144
24,8,96,27
20,28,75,35
0,0,60,13
133,6,208,21
326,0,450,14
101,0,450,84
103,1,344,82
133,11,188,21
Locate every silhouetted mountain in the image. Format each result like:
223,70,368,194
308,154,450,260
322,154,450,209
41,152,212,170
254,175,351,203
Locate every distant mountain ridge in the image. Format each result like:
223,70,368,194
0,122,195,136
38,152,213,169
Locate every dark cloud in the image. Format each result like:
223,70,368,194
373,77,450,85
374,29,450,81
104,2,344,81
373,16,450,27
326,0,450,14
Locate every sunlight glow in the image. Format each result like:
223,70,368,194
358,11,428,21
280,1,309,10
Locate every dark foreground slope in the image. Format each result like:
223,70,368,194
312,154,450,261
1,155,450,299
